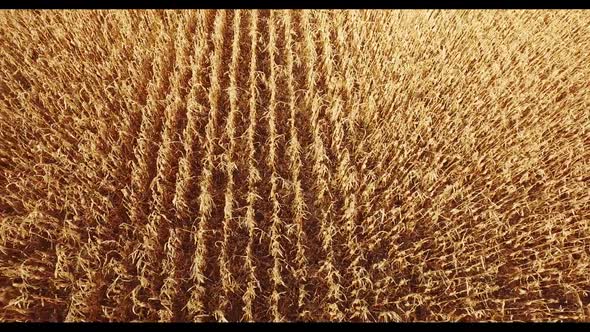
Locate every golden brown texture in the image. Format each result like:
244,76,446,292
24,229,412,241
1,10,589,322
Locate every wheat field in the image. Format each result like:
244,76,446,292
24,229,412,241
0,10,589,322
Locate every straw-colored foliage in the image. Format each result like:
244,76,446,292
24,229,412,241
1,10,589,322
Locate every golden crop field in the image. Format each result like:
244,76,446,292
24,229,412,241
0,9,589,322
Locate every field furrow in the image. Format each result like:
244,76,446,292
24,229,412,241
241,9,262,322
